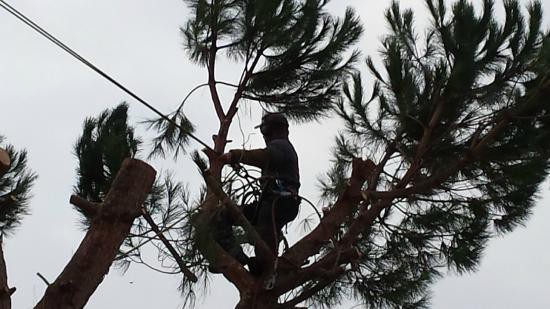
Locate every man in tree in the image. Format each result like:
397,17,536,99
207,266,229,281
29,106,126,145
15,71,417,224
64,0,550,307
212,113,301,275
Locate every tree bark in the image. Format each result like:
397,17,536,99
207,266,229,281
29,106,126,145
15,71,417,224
34,158,156,309
0,237,14,309
281,158,374,268
0,149,10,177
0,149,14,309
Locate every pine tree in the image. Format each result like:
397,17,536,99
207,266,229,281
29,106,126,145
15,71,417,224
317,0,550,307
72,103,197,279
74,103,140,205
73,102,143,229
0,135,36,236
72,0,550,308
0,134,36,308
139,0,363,307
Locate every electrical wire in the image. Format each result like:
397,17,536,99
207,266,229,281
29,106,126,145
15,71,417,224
0,0,215,152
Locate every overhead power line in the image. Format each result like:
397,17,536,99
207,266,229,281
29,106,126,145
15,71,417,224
0,0,215,152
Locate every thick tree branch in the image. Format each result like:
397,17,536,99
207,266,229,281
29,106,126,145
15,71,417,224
0,151,13,309
398,96,445,187
373,79,550,201
277,202,392,300
213,48,264,156
193,196,256,291
192,195,256,290
34,159,156,309
190,170,260,291
281,159,375,270
275,247,360,296
212,240,256,291
368,111,512,201
338,200,389,249
208,25,225,122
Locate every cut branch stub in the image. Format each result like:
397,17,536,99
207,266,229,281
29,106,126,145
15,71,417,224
69,195,100,218
34,158,156,309
0,149,10,177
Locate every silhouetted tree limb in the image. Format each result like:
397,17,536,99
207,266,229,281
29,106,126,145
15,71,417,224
141,209,198,282
0,237,15,309
281,159,375,268
34,158,155,309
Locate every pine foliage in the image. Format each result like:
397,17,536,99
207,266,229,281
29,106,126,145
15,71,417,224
70,1,550,308
148,0,363,159
319,0,550,307
144,109,196,160
183,0,362,120
72,104,203,304
0,135,37,235
74,103,141,205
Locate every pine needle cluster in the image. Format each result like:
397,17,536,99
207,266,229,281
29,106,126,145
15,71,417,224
0,135,36,236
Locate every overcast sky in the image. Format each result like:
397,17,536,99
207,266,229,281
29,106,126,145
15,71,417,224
1,0,550,308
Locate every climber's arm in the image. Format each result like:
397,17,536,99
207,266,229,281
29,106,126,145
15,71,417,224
221,148,269,169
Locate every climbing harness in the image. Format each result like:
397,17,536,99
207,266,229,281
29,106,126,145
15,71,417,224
226,164,310,290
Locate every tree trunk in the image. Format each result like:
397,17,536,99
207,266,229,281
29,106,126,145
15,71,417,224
34,158,156,309
235,288,279,309
0,237,14,309
0,149,14,309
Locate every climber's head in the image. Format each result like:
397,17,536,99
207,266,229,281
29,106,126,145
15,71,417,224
256,112,289,142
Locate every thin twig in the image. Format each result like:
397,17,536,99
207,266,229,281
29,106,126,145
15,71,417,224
36,272,50,286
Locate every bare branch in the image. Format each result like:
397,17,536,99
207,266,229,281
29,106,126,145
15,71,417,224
141,209,198,282
69,195,100,218
207,30,225,121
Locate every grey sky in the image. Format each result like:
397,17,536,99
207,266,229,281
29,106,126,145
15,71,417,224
0,0,549,308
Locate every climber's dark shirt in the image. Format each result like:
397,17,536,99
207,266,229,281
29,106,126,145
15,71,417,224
229,138,300,192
